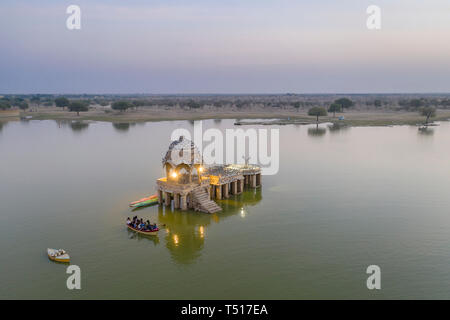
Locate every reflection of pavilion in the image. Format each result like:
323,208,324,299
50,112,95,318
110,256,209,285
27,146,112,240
157,188,262,264
156,136,262,213
157,208,209,265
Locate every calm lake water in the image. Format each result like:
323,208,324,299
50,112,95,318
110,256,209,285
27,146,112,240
1,119,450,299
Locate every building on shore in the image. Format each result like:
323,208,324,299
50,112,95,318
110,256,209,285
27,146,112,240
156,136,261,213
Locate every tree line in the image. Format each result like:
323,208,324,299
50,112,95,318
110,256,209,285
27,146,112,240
0,97,29,110
0,94,447,122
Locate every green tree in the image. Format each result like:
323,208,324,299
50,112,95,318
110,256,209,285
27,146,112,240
30,96,41,107
132,100,145,109
308,107,328,123
187,100,201,109
0,100,11,110
410,99,424,109
68,100,89,116
18,101,29,111
334,98,354,112
43,100,54,107
111,101,132,112
328,103,341,117
55,97,70,110
420,106,436,125
293,102,301,111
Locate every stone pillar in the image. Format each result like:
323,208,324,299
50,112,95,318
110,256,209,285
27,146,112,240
256,173,261,186
231,181,237,194
216,185,222,200
164,192,171,206
210,186,214,199
165,166,171,181
188,195,194,209
157,189,163,204
174,193,180,209
224,183,229,198
180,195,187,210
251,175,256,188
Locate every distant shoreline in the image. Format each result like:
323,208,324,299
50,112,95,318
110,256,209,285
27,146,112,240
4,107,450,127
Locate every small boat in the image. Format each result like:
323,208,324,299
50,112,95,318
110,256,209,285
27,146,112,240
47,248,70,263
127,224,159,236
130,197,158,208
129,194,157,207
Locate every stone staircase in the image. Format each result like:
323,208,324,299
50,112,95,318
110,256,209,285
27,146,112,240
191,186,222,214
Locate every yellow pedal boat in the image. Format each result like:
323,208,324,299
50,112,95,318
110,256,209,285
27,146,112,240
47,248,70,263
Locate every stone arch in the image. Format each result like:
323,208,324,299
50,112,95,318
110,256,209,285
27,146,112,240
175,163,192,183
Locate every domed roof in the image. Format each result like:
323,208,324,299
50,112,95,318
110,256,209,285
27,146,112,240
163,136,202,168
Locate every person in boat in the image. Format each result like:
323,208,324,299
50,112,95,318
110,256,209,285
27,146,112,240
126,217,131,225
145,220,152,230
139,220,146,230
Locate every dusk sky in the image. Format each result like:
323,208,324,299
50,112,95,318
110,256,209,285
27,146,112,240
1,0,449,94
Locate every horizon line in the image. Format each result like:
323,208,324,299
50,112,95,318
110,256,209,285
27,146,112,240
2,92,450,96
